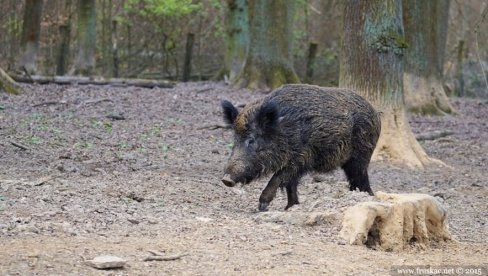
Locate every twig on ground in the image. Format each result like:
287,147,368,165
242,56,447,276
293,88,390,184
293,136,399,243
32,101,68,107
143,252,189,262
84,98,112,105
148,250,166,256
196,88,212,93
33,176,54,186
10,141,29,151
197,123,230,130
416,131,454,141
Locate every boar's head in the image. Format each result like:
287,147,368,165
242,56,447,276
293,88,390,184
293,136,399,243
220,99,283,187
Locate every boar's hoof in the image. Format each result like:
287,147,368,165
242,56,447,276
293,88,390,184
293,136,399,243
221,174,236,187
258,202,269,212
284,203,298,210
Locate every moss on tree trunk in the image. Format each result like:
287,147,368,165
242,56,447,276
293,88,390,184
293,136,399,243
232,0,299,91
70,0,97,76
403,0,455,115
340,0,442,168
0,68,23,95
214,0,249,82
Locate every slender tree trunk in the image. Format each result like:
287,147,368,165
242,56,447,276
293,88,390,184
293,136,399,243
56,25,71,75
403,0,455,115
232,0,299,91
112,20,119,78
16,0,43,74
305,42,318,83
70,0,96,76
340,0,440,168
215,0,249,82
182,33,195,82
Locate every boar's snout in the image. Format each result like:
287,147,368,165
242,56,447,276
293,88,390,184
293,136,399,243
221,174,236,187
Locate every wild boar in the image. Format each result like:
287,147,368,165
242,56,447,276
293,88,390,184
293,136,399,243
221,84,381,211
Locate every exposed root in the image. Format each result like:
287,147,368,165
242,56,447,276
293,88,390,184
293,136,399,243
372,109,447,168
404,73,456,116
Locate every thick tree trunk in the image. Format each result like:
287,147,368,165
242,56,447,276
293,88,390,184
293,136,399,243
16,0,43,74
70,0,96,76
0,68,24,95
403,0,455,115
232,0,299,91
340,0,440,168
215,0,249,82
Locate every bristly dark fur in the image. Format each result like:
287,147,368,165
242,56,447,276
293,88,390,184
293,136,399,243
221,84,381,211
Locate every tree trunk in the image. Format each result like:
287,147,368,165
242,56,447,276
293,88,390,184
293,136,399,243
403,0,455,115
112,20,119,78
70,0,96,76
340,0,439,168
16,0,43,74
232,0,299,91
305,42,318,83
215,0,249,82
56,25,71,75
182,33,195,82
0,67,24,95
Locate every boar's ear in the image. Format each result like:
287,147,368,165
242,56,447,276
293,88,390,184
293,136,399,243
222,100,239,125
256,101,279,133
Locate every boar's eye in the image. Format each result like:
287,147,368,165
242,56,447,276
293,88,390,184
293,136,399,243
245,137,256,149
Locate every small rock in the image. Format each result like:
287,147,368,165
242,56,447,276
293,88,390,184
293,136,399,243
106,112,126,120
231,188,246,195
211,149,219,154
85,255,126,269
312,175,327,183
17,224,40,234
196,217,213,223
128,218,140,224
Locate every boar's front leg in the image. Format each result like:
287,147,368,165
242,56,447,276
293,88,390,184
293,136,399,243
258,168,301,212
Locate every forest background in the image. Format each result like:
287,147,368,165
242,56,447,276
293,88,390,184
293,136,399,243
1,0,487,98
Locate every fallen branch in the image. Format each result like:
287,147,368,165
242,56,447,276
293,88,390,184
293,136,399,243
10,74,175,89
32,101,68,107
84,98,112,105
197,123,230,130
10,141,29,151
416,130,454,141
143,252,189,262
32,176,54,186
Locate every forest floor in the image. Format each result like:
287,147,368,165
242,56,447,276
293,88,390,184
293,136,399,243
0,82,487,275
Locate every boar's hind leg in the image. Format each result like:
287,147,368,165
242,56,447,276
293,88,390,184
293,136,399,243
259,169,301,212
341,158,374,196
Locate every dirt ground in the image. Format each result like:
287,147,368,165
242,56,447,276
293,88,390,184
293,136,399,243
0,82,487,275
